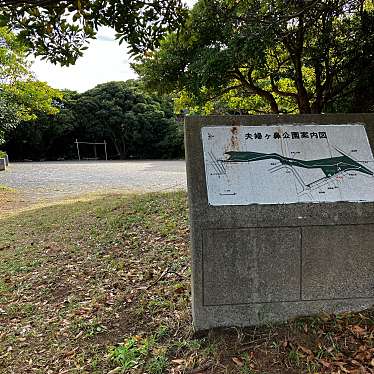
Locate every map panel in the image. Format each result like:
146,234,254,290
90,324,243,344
201,124,374,205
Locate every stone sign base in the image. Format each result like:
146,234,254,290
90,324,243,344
185,114,374,330
0,158,6,171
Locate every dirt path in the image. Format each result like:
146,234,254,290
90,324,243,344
0,160,186,213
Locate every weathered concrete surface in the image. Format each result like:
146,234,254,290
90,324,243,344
203,228,301,305
185,114,374,331
302,224,374,300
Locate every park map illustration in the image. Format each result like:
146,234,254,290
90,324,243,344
202,124,374,205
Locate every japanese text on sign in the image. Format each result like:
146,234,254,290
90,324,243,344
244,131,327,140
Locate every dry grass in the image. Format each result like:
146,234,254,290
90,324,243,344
0,185,21,215
0,191,373,373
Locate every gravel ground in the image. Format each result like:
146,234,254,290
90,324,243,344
0,160,187,205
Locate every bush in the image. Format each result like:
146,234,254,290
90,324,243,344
0,151,7,158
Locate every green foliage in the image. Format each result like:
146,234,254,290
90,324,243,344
109,336,153,370
4,80,62,121
109,334,169,373
146,355,168,374
0,150,6,158
4,91,77,160
0,0,188,65
73,80,182,159
0,26,28,81
135,0,374,114
4,81,184,160
0,95,19,143
0,27,62,143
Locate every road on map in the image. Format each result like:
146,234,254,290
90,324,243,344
0,160,187,204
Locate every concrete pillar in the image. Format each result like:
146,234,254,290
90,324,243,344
0,158,5,171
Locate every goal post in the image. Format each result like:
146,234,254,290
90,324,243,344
74,139,108,161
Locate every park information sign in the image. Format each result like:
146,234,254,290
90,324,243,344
202,124,374,205
185,115,374,331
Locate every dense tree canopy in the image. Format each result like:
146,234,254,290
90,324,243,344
4,81,184,160
0,0,188,65
72,80,183,159
135,0,374,114
0,26,61,144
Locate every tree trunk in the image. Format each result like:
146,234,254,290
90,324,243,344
311,62,323,113
112,138,120,157
236,68,280,114
264,91,279,114
311,101,323,114
294,59,311,114
285,15,312,114
119,137,126,160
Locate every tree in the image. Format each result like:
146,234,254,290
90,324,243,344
0,0,188,65
0,95,19,142
0,26,62,143
4,90,78,160
134,0,374,114
4,81,184,160
73,80,181,159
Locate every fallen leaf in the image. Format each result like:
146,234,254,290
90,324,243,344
351,325,366,336
107,368,122,374
298,345,314,358
232,357,244,367
318,358,331,368
172,359,185,364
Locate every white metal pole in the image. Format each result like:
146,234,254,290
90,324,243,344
104,140,108,161
75,139,81,161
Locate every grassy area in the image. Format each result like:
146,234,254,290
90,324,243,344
0,184,28,218
0,192,373,373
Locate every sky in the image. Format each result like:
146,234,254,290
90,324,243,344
31,1,197,93
31,27,136,93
